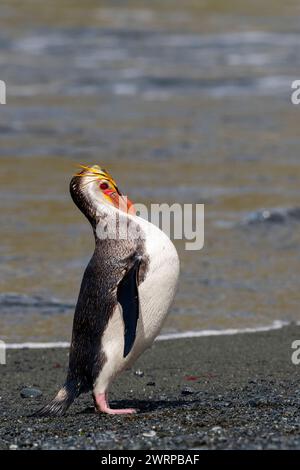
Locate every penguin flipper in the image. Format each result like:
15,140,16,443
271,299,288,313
117,257,141,358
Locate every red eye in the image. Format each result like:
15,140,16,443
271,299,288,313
99,181,109,190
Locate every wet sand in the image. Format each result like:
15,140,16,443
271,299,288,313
2,1,300,339
1,324,300,450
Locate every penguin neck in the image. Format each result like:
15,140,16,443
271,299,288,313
70,176,136,243
93,203,135,244
84,180,124,229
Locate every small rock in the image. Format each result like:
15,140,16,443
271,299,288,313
211,426,223,433
9,444,18,450
20,387,42,399
248,399,258,408
146,381,156,386
142,430,157,438
134,369,144,377
181,387,194,396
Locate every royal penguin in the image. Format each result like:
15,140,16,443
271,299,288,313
34,164,180,415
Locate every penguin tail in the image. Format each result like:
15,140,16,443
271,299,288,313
31,380,80,417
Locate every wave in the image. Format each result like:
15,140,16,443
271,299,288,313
4,320,289,349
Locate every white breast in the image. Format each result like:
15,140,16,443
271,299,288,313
93,214,180,394
136,216,180,345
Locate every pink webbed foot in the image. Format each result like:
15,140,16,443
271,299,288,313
94,393,137,415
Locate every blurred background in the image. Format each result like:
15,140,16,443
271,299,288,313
1,0,300,342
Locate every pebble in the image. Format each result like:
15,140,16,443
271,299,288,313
134,369,144,377
211,426,223,433
9,444,18,450
20,387,42,399
181,387,194,396
142,430,157,438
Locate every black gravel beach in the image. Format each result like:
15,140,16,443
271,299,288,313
1,324,300,450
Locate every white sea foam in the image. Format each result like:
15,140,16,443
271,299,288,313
4,320,289,349
6,342,70,349
157,320,289,340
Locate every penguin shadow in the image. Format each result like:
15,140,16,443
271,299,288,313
79,396,203,416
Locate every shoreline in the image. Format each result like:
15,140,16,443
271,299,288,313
4,319,290,349
1,324,300,449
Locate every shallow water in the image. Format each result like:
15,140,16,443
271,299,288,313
1,1,300,342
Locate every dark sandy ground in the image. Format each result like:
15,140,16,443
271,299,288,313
1,325,300,450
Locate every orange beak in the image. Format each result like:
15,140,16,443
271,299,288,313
103,188,136,215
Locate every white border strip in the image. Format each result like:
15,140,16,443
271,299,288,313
4,320,289,349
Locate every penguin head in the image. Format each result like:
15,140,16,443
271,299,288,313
70,164,135,225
